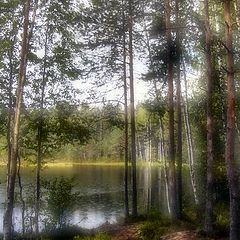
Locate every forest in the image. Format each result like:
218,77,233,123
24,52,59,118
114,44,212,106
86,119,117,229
0,0,240,239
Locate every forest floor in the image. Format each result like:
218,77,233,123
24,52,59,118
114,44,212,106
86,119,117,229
96,222,227,240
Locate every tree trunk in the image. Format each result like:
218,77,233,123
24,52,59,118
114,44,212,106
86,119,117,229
35,21,48,236
175,0,182,219
224,1,240,239
182,60,199,205
128,0,137,217
3,1,31,239
147,119,152,162
6,53,14,194
122,1,129,218
160,118,171,215
6,16,20,194
165,0,178,219
204,0,214,234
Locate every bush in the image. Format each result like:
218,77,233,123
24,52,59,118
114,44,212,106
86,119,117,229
139,211,171,240
139,221,169,240
42,177,79,230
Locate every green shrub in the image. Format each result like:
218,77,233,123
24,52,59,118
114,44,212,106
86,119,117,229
42,177,79,230
139,221,169,240
214,203,229,236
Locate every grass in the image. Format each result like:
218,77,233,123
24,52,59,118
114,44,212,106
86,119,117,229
73,233,111,240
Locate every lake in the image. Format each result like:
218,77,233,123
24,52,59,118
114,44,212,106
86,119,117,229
0,164,187,233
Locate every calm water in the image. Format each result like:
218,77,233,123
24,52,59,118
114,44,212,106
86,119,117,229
0,164,185,232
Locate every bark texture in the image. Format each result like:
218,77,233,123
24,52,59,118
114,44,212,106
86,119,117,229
128,0,137,217
165,0,178,219
204,0,214,234
123,3,129,217
224,1,240,239
175,0,182,219
3,1,31,239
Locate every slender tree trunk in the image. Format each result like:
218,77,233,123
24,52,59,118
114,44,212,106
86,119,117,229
6,18,20,194
6,54,14,194
35,22,48,236
204,0,214,234
147,119,152,162
128,0,137,217
175,0,182,219
158,117,171,215
224,1,240,239
3,1,31,239
182,61,199,205
36,124,42,235
122,2,129,217
176,64,182,219
165,0,178,219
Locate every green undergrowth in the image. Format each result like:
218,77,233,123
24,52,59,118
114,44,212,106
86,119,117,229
137,210,172,240
73,233,111,240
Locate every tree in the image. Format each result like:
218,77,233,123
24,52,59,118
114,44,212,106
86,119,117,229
224,0,240,239
128,0,137,217
175,0,183,219
3,1,31,239
122,0,129,218
164,0,178,219
204,0,214,234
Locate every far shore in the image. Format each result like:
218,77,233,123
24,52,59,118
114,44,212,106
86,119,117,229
0,159,166,168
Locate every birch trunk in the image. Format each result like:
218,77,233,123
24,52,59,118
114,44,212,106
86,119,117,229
182,61,199,205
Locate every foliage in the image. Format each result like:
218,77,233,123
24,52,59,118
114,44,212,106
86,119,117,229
42,177,79,230
139,210,171,240
139,221,169,240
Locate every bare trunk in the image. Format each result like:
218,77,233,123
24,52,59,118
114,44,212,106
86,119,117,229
165,0,178,219
182,61,199,205
7,56,14,194
224,1,240,239
143,165,152,211
3,1,31,239
176,62,182,219
160,118,171,215
147,119,152,162
6,18,19,194
175,0,182,218
128,0,137,217
35,21,48,236
122,2,129,217
204,0,214,234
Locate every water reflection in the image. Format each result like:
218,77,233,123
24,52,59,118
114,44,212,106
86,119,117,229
0,165,179,233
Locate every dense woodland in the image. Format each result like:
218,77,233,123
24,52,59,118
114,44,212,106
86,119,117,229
0,0,240,239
